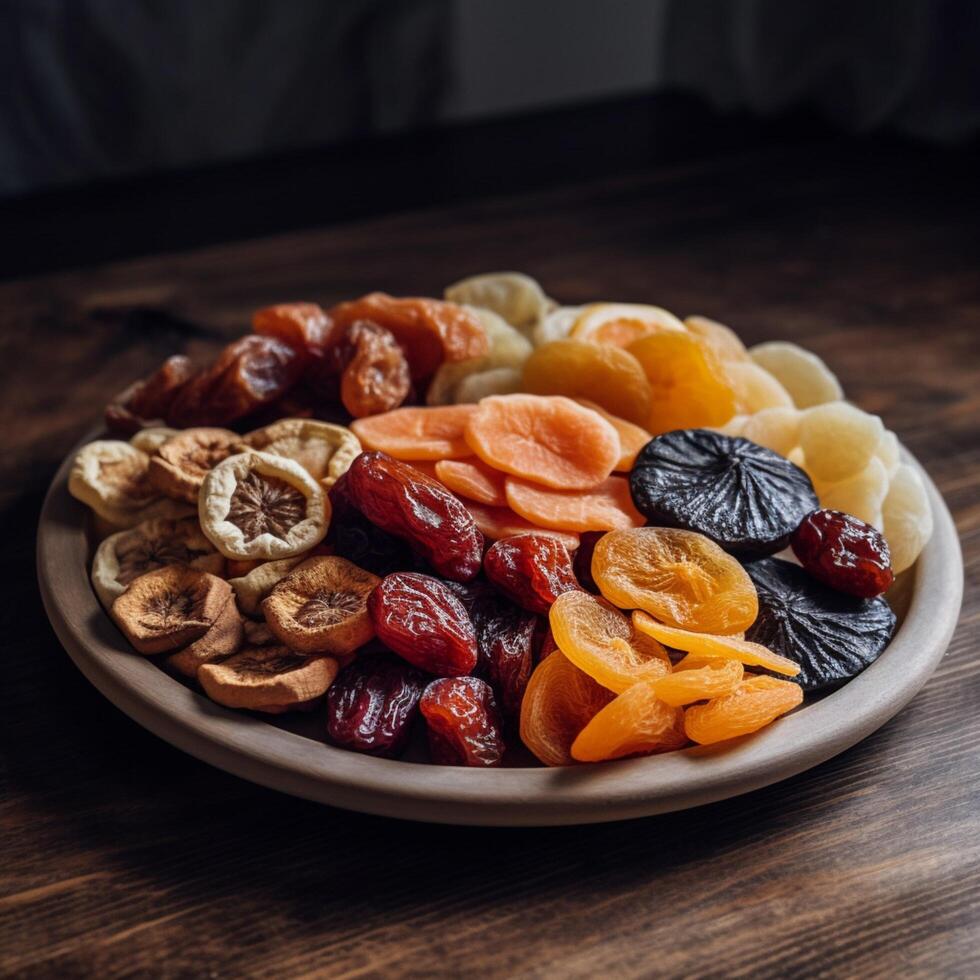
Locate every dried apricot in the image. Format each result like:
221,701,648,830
464,394,620,490
483,533,579,615
684,316,748,362
684,676,803,745
338,321,412,417
572,399,652,471
648,658,744,707
351,405,476,460
569,303,685,347
435,458,507,507
506,475,644,533
591,527,758,634
463,501,580,552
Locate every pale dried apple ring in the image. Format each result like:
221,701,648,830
69,440,161,521
130,426,180,453
110,566,233,655
148,427,245,503
444,271,550,333
262,556,379,654
166,596,244,678
91,516,224,608
198,646,338,713
228,556,304,616
244,419,361,489
199,451,329,560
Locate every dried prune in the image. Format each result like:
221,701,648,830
345,451,484,581
105,355,194,434
744,557,896,692
326,653,426,757
420,677,505,766
630,429,819,556
339,321,412,418
791,509,894,598
573,530,605,593
368,572,478,676
483,533,578,615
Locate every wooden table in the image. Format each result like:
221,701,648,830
2,126,978,977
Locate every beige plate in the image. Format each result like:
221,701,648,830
37,438,963,826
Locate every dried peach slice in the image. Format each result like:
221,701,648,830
684,315,749,362
570,684,687,762
464,394,620,490
550,590,671,693
505,475,644,533
519,650,615,766
592,528,758,634
463,501,580,551
435,458,507,507
648,658,743,707
228,556,304,616
631,612,800,676
245,418,361,488
262,556,379,654
198,646,338,713
684,676,804,745
166,596,244,678
199,451,329,560
350,405,476,461
110,565,233,655
569,303,685,347
521,340,652,425
572,399,652,471
148,427,245,503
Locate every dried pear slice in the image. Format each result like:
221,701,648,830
148,427,245,502
130,426,180,454
244,419,360,489
262,556,378,654
166,596,244,677
444,271,550,333
228,556,304,616
198,646,338,713
110,566,233,655
199,451,330,560
91,516,224,609
69,440,161,521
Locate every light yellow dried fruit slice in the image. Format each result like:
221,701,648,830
110,565,233,655
453,367,524,403
130,426,180,453
725,361,795,413
874,429,901,478
684,315,749,362
228,556,304,616
69,440,161,522
444,271,550,333
749,341,843,408
244,418,361,489
882,463,934,574
532,305,583,347
570,302,685,346
148,427,245,503
262,556,379,654
798,402,884,483
199,451,330,560
198,646,338,713
741,406,802,457
684,676,803,745
91,516,224,608
166,596,244,677
816,456,890,526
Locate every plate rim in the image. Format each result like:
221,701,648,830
37,436,964,826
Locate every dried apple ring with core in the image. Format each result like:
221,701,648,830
570,684,686,762
684,676,804,745
130,426,179,454
199,451,329,560
148,428,245,503
110,565,233,655
91,516,224,608
228,557,304,616
549,590,671,693
198,646,338,713
592,528,758,634
245,418,361,489
444,271,550,333
69,440,162,523
262,556,379,654
166,597,244,678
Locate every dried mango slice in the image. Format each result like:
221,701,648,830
435,458,507,507
228,556,304,616
199,451,329,560
245,418,361,488
570,303,685,347
351,405,476,461
148,427,245,503
572,399,652,471
444,271,550,334
684,676,803,745
463,501,580,552
505,475,644,533
166,596,244,678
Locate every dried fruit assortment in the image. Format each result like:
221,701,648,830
70,272,931,770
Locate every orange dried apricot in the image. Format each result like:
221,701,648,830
572,399,652,471
684,315,749,362
464,394,620,490
521,340,652,425
648,658,743,707
569,303,686,347
570,683,686,762
463,501,580,552
519,650,614,766
435,458,507,507
505,475,644,533
549,590,671,693
350,405,476,460
684,676,803,745
591,528,758,634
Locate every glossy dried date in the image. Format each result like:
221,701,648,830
105,355,194,434
340,321,412,418
420,677,505,767
483,533,579,614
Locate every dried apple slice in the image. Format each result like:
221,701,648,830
262,556,378,654
110,566,233,655
198,646,338,713
199,451,330,560
244,419,361,489
69,440,165,523
148,427,245,502
166,596,244,677
130,426,180,454
228,556,304,616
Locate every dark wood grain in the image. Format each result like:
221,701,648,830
2,136,979,978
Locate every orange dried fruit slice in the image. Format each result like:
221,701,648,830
521,340,651,425
464,394,620,490
648,657,743,707
505,475,644,533
570,683,687,762
592,527,758,634
631,612,801,676
350,405,476,461
572,399,652,471
519,650,615,766
684,675,804,745
569,303,686,347
549,590,671,693
435,458,507,507
684,315,749,362
463,501,580,552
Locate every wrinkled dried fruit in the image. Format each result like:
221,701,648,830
882,463,934,574
110,565,233,654
592,527,758,634
326,653,426,757
228,557,303,616
105,355,194,434
245,418,361,488
148,428,244,503
129,426,180,454
252,302,331,360
573,531,605,593
199,451,330,560
684,315,749,362
684,676,803,745
166,596,244,678
648,657,744,707
369,572,479,675
791,509,894,598
630,429,819,556
346,451,484,581
506,474,644,533
420,677,505,766
745,557,896,692
798,402,884,484
749,341,843,409
338,320,412,417
351,405,476,460
475,601,537,722
483,533,579,615
444,271,550,333
69,440,161,522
